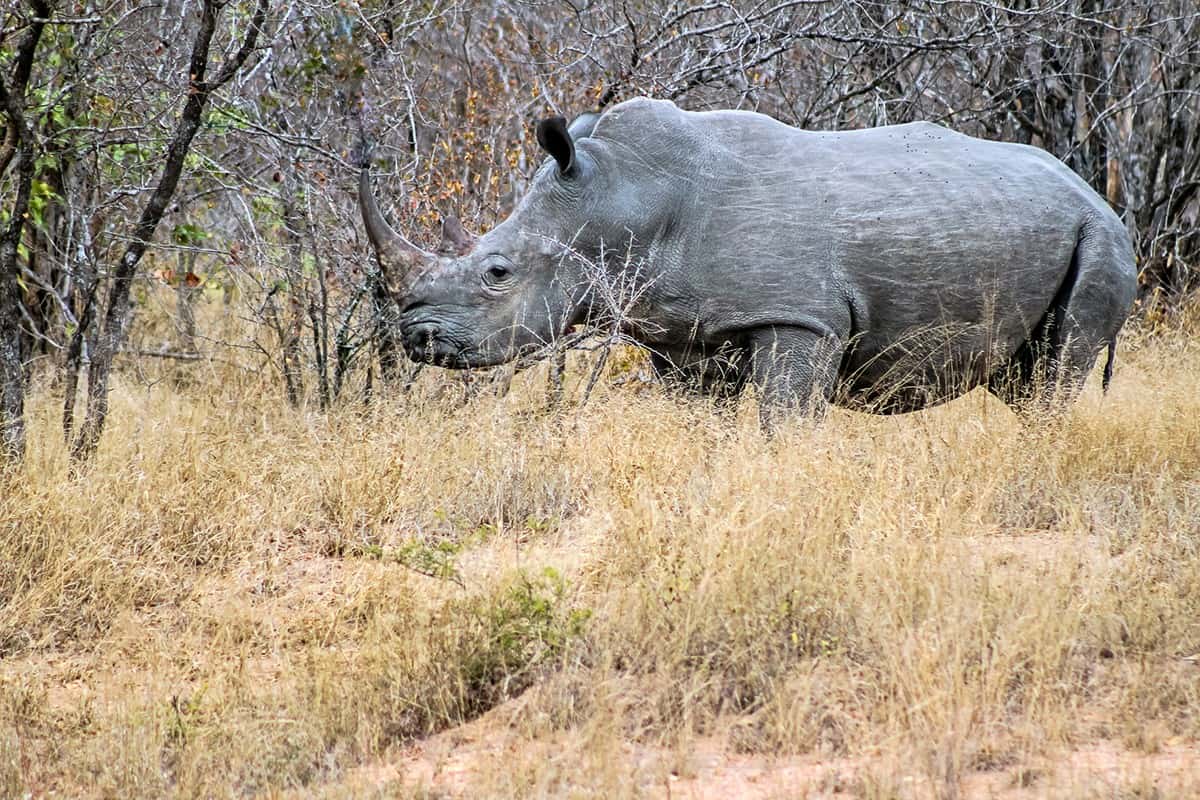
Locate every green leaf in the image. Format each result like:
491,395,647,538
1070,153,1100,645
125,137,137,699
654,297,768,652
172,223,209,246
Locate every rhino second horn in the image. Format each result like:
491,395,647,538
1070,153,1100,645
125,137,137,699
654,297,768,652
358,168,431,277
439,215,474,255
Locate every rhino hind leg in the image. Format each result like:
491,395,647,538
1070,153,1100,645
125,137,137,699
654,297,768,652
988,220,1135,414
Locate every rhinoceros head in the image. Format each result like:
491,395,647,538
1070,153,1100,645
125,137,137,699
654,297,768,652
360,112,622,369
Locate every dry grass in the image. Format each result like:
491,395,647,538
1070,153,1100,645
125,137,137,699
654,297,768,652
2,310,1200,798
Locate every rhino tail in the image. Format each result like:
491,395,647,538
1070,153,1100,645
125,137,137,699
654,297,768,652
1102,334,1117,393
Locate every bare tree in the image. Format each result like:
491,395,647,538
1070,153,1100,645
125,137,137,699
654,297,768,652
63,0,268,462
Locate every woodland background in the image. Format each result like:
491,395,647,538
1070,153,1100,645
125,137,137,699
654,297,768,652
2,0,1200,462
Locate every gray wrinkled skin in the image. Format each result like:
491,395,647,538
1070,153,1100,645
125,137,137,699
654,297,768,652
362,97,1138,422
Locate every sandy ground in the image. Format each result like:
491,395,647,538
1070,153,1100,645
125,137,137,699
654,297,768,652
332,697,1200,799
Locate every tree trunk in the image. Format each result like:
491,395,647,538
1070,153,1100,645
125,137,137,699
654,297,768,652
0,0,50,465
0,140,33,463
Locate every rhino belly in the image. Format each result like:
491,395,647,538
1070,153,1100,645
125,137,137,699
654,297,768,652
830,218,1076,412
836,321,1024,412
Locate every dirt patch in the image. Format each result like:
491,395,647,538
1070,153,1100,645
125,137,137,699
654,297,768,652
348,703,1200,799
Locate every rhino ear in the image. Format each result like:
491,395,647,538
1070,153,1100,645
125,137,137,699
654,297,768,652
536,115,576,177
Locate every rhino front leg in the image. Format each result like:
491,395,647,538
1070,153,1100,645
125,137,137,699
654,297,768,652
649,345,748,404
748,325,843,428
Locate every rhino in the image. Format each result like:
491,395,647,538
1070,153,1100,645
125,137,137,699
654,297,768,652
360,97,1137,423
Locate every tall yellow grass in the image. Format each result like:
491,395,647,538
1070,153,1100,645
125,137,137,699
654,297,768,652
2,313,1198,798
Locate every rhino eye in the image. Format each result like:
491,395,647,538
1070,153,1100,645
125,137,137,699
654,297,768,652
482,262,514,289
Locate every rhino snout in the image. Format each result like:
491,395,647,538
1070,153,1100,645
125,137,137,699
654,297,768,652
403,320,440,347
398,319,437,362
400,312,484,367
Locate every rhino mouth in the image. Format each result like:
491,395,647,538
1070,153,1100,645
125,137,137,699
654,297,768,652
400,322,515,369
402,328,472,368
399,311,469,367
405,339,466,367
401,329,546,370
398,306,548,369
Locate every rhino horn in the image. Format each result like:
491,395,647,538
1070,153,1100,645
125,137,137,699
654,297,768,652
359,168,431,293
438,215,474,255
